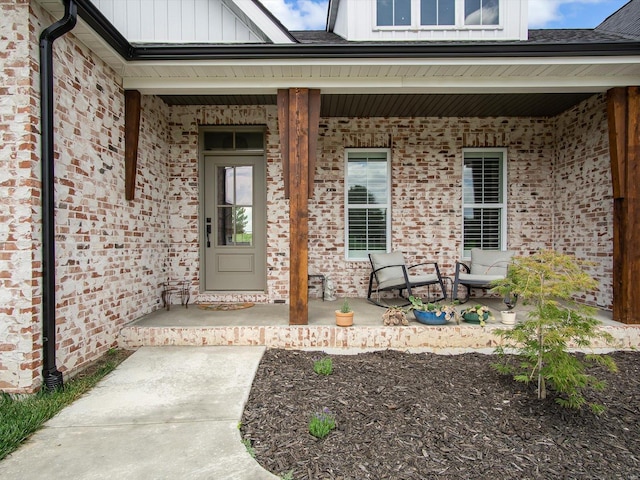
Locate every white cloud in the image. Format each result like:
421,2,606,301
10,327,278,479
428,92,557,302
528,0,613,28
260,0,329,30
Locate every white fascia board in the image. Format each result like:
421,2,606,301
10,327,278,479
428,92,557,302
122,55,640,68
229,0,294,44
123,75,640,95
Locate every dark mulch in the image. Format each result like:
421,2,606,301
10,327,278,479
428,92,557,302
241,349,640,480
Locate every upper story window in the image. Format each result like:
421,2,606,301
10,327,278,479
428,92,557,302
421,0,455,25
377,0,411,26
464,0,499,25
377,0,499,28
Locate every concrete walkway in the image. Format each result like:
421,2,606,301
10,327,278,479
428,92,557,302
0,346,279,480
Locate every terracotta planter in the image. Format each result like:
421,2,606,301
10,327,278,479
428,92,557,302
335,311,354,327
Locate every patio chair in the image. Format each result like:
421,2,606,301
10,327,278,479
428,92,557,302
453,248,514,303
367,251,446,307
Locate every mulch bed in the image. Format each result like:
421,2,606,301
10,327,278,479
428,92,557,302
241,349,640,480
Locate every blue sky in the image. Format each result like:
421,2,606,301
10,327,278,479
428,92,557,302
260,0,630,30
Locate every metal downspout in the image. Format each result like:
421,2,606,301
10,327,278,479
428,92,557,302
39,0,77,391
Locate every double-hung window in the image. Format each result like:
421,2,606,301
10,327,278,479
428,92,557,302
345,149,391,260
462,149,507,258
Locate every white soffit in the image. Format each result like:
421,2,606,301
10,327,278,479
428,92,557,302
36,0,128,75
121,56,640,94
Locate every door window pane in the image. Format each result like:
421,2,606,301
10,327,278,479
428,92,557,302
217,206,234,245
216,166,254,246
235,132,264,149
217,167,234,205
235,166,253,205
204,131,263,150
204,132,234,150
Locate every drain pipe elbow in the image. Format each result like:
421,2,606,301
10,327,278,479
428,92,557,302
39,0,77,392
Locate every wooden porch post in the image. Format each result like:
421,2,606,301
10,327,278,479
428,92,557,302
277,88,321,325
607,86,640,324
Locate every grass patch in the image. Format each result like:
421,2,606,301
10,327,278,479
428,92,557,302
0,348,133,461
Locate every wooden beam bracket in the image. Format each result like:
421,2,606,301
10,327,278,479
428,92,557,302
124,90,141,201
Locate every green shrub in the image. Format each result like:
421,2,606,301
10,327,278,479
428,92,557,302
491,250,617,413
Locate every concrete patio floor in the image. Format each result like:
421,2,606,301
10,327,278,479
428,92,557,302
118,297,639,353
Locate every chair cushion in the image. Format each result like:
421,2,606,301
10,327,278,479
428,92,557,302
457,272,505,286
469,249,514,277
378,273,439,291
370,252,406,285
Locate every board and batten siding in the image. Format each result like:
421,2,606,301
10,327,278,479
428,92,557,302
92,0,267,43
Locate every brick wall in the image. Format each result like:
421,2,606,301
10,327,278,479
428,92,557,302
166,109,558,302
0,0,41,391
311,116,556,297
164,104,609,305
553,94,613,308
0,3,170,392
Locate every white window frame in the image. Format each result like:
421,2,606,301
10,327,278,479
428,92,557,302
462,148,507,259
374,0,502,30
344,148,392,261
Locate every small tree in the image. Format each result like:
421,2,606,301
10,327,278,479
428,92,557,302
491,250,617,413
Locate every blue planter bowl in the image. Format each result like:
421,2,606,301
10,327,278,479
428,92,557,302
413,310,448,325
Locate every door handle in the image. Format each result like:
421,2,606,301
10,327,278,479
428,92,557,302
206,223,212,248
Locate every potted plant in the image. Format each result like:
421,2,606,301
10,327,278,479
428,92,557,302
408,296,458,325
335,298,354,327
460,304,493,326
490,280,518,325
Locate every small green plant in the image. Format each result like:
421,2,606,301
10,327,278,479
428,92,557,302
280,471,294,480
340,298,352,313
309,407,336,439
241,438,256,458
491,250,617,413
313,357,333,375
